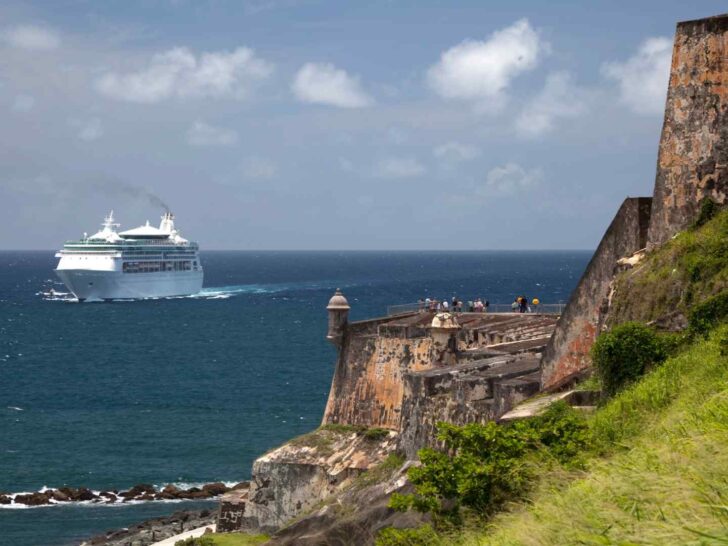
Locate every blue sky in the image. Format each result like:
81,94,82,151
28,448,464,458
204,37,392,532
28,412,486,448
0,0,722,249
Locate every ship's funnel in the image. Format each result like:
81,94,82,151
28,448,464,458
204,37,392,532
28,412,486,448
160,211,175,234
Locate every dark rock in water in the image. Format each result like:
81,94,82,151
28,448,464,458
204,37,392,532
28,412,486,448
202,482,229,496
232,481,250,490
15,492,51,506
57,487,75,498
0,494,12,505
162,484,181,496
99,491,117,502
49,489,70,502
137,493,157,501
121,483,156,499
157,492,178,500
56,487,95,502
73,488,96,501
186,490,213,499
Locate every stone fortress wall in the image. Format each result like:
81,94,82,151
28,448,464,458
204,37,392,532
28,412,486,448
647,15,728,246
539,198,652,390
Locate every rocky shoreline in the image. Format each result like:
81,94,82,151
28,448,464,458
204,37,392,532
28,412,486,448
79,508,217,546
0,481,248,507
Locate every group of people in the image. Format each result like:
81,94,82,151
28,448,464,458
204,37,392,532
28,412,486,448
416,295,541,313
512,296,540,313
418,297,490,313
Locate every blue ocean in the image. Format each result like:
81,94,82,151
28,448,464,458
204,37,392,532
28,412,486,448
0,250,590,546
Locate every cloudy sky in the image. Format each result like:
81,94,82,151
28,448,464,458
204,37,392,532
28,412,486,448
0,1,720,250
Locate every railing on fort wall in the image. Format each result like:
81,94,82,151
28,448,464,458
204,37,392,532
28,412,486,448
386,302,566,316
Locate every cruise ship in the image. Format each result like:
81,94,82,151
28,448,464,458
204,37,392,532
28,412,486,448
54,211,203,301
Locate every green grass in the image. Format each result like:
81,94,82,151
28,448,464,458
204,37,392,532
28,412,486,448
450,324,728,545
207,533,269,546
287,424,393,456
175,533,269,546
608,207,728,326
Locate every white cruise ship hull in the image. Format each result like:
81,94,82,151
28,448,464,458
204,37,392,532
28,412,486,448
55,269,203,301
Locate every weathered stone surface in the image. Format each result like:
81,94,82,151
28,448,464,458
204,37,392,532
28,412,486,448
323,312,558,430
226,428,398,533
398,357,541,458
648,14,728,246
540,197,652,391
322,315,435,429
268,461,427,546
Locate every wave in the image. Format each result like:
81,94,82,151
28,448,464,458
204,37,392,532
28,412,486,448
156,481,240,490
0,481,242,510
39,280,348,303
0,497,213,510
184,280,348,300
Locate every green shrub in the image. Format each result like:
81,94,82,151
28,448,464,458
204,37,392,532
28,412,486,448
692,197,719,228
524,401,590,466
688,291,728,337
390,405,590,525
363,427,390,441
320,423,392,441
591,322,668,396
375,524,442,546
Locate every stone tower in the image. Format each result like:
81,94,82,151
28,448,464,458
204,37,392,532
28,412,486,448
647,14,728,246
326,288,350,347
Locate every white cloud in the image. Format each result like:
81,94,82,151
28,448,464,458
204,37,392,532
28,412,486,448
374,157,426,179
427,19,543,110
241,156,277,179
602,37,672,115
434,141,480,162
479,163,542,197
187,121,239,147
292,62,372,108
515,72,588,138
72,118,104,141
12,94,35,112
96,47,273,103
3,25,60,51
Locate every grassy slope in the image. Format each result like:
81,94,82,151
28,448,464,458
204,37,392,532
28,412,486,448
456,325,728,545
207,533,269,545
607,208,727,326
